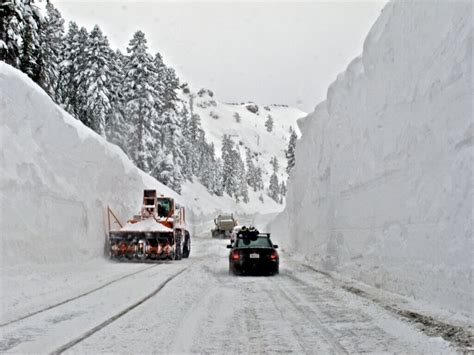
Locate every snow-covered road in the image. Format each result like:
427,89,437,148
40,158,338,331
0,238,455,354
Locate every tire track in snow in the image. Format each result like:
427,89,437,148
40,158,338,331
0,263,160,328
51,266,189,355
274,273,350,354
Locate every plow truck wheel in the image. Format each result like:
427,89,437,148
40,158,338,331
174,234,182,260
183,231,191,258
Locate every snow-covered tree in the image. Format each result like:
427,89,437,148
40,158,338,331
211,158,224,196
105,49,128,148
286,129,297,174
187,113,206,175
0,0,25,67
245,149,256,190
265,114,274,132
196,140,217,191
80,25,112,136
19,18,37,77
122,30,159,171
56,21,77,104
234,150,249,203
270,156,279,173
280,180,287,197
59,25,89,121
150,52,166,115
160,109,185,171
268,155,280,202
268,173,280,202
254,165,264,191
246,148,263,192
155,153,183,194
179,105,194,181
163,66,179,112
35,2,64,99
221,135,238,197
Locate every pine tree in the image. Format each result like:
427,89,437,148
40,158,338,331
60,25,89,121
122,30,159,171
81,25,112,136
19,19,36,77
179,105,194,181
254,165,264,191
160,110,185,182
105,49,128,149
265,114,273,132
155,153,182,194
286,129,297,174
16,2,42,79
57,21,77,104
221,135,238,197
197,140,216,191
163,66,179,111
229,148,248,202
268,173,280,202
211,158,224,196
151,52,166,115
270,156,279,173
189,113,203,175
268,155,280,202
35,2,64,99
0,0,25,67
246,148,261,192
280,180,287,197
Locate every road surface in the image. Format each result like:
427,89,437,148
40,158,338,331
0,238,455,354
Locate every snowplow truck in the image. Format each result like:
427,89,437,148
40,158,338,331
108,189,191,261
211,214,237,239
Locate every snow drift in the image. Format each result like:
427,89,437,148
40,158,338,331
0,62,180,266
272,1,472,319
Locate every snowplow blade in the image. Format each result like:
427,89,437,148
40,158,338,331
108,231,175,261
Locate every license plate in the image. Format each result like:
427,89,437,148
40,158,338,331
250,253,260,259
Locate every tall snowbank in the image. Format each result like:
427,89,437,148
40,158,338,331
0,63,179,266
272,1,472,319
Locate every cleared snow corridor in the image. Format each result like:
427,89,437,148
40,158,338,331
0,238,458,354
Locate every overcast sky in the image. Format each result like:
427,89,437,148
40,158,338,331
54,0,387,112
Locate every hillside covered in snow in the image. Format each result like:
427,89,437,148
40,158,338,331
271,0,473,321
180,86,304,203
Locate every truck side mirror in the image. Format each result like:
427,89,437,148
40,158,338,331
273,245,278,249
226,244,232,248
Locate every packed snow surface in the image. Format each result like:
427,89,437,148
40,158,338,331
0,239,455,354
272,0,473,321
119,218,173,232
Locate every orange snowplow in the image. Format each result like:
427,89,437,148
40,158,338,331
107,190,191,261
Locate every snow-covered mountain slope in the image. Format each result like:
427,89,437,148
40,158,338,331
271,0,472,321
181,87,305,187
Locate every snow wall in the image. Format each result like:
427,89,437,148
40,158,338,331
271,1,473,318
0,63,180,266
